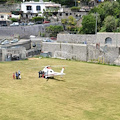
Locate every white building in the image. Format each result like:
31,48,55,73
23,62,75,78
0,13,11,26
21,0,63,15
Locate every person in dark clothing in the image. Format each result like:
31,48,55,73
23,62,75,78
15,72,18,79
38,70,42,78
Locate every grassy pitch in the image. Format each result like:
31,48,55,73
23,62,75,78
0,58,120,120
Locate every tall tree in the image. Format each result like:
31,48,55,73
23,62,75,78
81,14,96,34
104,16,116,32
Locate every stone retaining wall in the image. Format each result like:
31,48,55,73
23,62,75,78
57,33,120,46
42,42,119,64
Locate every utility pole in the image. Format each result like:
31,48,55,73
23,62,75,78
75,0,76,6
95,13,98,44
95,13,98,35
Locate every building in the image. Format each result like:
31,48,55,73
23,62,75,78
0,12,11,26
21,0,63,20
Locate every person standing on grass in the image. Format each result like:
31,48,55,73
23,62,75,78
38,70,41,78
18,70,21,79
13,73,15,79
15,72,18,79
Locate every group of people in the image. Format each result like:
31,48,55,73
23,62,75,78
38,70,45,78
13,70,21,79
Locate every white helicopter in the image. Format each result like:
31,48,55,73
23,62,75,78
42,65,65,79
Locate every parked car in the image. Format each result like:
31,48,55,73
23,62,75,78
35,21,42,24
43,39,53,42
1,40,9,45
11,39,18,43
51,37,57,40
0,39,6,44
1,24,7,26
10,22,19,26
20,22,28,26
28,22,34,25
43,21,50,24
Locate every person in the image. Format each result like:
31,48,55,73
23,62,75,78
38,70,42,78
13,73,15,79
18,70,20,76
19,74,21,79
42,71,45,78
18,70,21,79
15,72,18,79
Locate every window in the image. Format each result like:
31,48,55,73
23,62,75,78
36,6,41,11
26,6,32,10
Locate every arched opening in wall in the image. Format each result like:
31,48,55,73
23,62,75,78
76,14,78,17
105,37,112,44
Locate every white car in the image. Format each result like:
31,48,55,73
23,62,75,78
10,22,19,26
1,40,9,45
28,22,34,25
11,39,18,43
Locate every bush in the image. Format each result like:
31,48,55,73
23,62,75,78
10,18,18,22
32,16,44,22
71,7,80,12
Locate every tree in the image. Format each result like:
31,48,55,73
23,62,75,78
104,16,116,32
88,1,120,32
61,18,67,30
81,14,96,34
46,25,63,37
68,15,76,26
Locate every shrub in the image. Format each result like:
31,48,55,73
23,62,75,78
10,18,18,22
71,7,80,12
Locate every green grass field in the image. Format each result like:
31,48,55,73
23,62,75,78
0,58,120,120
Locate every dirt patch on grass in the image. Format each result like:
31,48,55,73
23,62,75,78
28,58,40,60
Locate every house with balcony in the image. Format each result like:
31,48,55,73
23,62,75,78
21,0,63,20
0,13,11,26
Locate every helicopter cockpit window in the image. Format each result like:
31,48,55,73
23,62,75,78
50,71,52,72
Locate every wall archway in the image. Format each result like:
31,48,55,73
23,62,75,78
105,37,112,44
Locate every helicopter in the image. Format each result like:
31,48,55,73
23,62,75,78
41,65,65,79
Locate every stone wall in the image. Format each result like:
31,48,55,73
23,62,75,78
87,44,119,64
0,22,61,39
57,34,95,44
42,42,119,64
42,42,87,61
0,49,2,61
1,40,31,50
0,4,20,12
2,47,26,61
57,32,120,46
